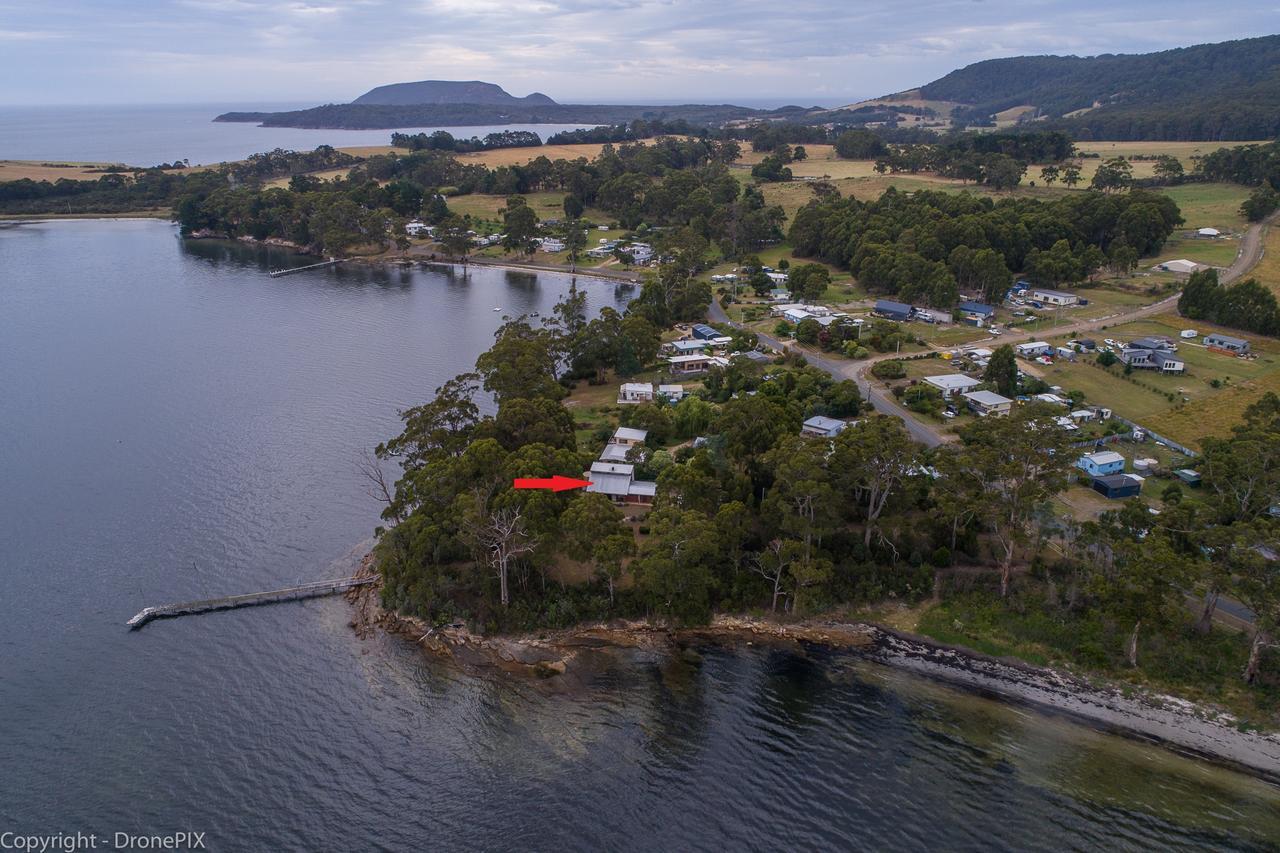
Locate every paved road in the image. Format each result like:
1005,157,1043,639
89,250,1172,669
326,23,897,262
708,210,1280,449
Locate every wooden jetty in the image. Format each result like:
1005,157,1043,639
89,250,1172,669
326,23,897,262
126,576,375,629
268,258,343,278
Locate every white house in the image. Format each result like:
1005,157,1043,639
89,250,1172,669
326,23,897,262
923,374,983,398
538,237,566,253
963,390,1013,417
624,243,653,264
610,426,648,448
405,220,431,237
657,384,685,402
766,271,789,285
801,415,849,437
668,353,714,374
585,461,655,506
1014,341,1053,358
617,382,656,404
1029,288,1079,307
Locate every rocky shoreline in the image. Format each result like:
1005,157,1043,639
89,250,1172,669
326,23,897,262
346,571,1280,783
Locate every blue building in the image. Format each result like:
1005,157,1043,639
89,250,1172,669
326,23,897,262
1077,450,1125,478
691,323,720,340
1092,474,1142,499
874,299,913,321
957,300,996,326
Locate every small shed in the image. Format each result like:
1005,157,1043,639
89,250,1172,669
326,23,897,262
691,323,720,340
801,415,848,437
1174,469,1202,486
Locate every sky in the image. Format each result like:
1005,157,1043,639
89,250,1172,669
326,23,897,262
0,1,1273,107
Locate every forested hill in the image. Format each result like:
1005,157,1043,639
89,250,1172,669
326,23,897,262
214,102,763,129
920,35,1280,140
352,80,557,107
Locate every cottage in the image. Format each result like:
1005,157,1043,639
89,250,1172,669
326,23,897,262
1204,333,1250,355
668,354,713,374
963,390,1013,417
691,323,720,340
922,373,982,398
1155,259,1204,275
766,271,789,285
1129,336,1176,351
874,299,913,321
1028,288,1079,307
610,426,648,448
1014,341,1052,358
1077,450,1125,478
957,300,996,326
1092,474,1142,500
768,288,791,302
624,243,653,264
585,461,655,505
617,382,655,404
657,384,685,402
801,415,849,437
1148,350,1186,373
599,443,632,463
666,339,710,355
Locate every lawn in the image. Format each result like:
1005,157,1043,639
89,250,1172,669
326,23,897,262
1035,314,1280,447
1156,183,1251,231
1152,236,1242,268
1252,227,1280,296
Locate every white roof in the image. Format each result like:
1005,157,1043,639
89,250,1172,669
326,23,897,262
1016,341,1051,350
1198,227,1220,236
803,415,846,432
613,427,648,442
620,382,652,394
657,384,683,394
587,473,633,497
966,347,994,357
591,461,634,475
599,444,631,462
668,354,710,364
1082,450,1124,466
964,390,1012,406
1159,259,1201,273
924,373,982,391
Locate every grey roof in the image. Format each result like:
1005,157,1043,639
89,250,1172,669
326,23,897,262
1130,336,1174,350
964,390,1013,407
1081,450,1124,466
1205,333,1248,347
670,339,709,352
1095,473,1140,489
627,480,657,497
612,427,648,443
1149,350,1183,366
587,473,632,497
599,444,631,462
924,373,982,391
740,350,771,362
802,415,846,433
591,461,634,475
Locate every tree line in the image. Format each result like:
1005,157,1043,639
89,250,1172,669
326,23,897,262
789,187,1181,307
390,130,543,153
1178,269,1280,337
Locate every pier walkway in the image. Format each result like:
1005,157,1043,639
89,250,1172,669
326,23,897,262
126,577,374,629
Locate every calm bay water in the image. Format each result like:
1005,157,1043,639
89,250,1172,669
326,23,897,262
1,219,1278,851
0,104,590,166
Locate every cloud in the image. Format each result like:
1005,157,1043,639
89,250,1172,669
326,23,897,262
0,0,1272,105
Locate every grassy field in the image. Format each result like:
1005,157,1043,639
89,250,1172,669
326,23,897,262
1252,227,1280,296
1033,313,1280,447
0,160,118,181
1152,236,1241,268
1157,183,1250,230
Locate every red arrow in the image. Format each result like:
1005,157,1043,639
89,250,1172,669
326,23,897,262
513,475,593,492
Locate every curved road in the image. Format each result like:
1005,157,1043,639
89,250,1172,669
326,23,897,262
710,210,1279,448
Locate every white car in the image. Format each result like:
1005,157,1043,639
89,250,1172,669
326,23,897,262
1104,338,1121,348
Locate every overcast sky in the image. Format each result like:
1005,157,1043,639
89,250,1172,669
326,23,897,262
0,1,1272,107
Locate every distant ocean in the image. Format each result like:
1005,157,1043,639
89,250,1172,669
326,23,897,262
0,103,592,166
